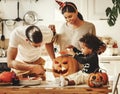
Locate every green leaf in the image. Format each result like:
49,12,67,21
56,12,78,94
107,19,115,26
107,14,116,26
116,0,120,3
119,6,120,13
110,14,117,21
106,0,120,26
116,5,120,14
106,7,112,16
112,0,116,4
112,7,118,17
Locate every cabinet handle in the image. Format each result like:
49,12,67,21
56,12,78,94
100,62,110,63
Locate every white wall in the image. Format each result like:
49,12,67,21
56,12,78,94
91,18,120,53
0,0,120,52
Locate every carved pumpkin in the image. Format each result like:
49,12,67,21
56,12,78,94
52,55,80,77
100,71,108,85
88,68,108,88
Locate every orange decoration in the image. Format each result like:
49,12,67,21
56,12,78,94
88,68,108,88
52,55,80,77
55,0,66,9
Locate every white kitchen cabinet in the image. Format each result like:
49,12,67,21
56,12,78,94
114,61,120,76
99,61,114,77
99,56,120,94
99,55,120,79
100,61,120,77
87,0,113,20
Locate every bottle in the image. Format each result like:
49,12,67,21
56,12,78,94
112,41,118,56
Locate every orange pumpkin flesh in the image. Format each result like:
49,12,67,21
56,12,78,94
52,55,80,77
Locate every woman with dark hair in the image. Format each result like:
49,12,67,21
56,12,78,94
49,0,106,58
49,1,95,51
58,33,105,86
7,25,54,80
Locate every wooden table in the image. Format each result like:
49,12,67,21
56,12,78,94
0,81,112,94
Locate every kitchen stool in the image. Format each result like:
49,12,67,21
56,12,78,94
113,73,120,94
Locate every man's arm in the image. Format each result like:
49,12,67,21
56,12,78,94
7,47,45,75
45,41,55,61
7,47,32,70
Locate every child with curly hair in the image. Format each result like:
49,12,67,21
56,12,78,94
59,33,106,86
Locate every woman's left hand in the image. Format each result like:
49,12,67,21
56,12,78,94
48,25,56,35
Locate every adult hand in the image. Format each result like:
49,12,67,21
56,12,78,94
31,64,45,75
66,45,74,49
66,48,76,56
48,25,56,35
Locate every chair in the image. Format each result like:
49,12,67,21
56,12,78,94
113,73,120,94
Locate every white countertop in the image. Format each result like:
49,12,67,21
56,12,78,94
99,55,120,61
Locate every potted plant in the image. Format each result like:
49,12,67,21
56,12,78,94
105,0,120,26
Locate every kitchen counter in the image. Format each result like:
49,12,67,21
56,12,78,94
99,55,120,61
0,81,112,94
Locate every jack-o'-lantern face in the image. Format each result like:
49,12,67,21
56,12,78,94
52,55,80,77
88,68,109,88
88,73,104,88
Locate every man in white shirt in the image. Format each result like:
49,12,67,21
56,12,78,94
7,25,55,80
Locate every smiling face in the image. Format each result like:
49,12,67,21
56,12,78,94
63,11,78,24
52,55,80,77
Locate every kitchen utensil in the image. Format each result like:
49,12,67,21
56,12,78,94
23,11,43,25
1,21,5,41
23,11,38,25
0,1,22,23
14,1,22,22
5,20,16,26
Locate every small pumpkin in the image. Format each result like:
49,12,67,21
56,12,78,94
0,71,15,83
88,68,108,88
52,55,80,77
99,70,108,85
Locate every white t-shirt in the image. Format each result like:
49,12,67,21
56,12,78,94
9,25,53,62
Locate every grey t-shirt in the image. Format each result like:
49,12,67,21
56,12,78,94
56,21,96,51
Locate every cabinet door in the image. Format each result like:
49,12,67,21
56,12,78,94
113,61,120,76
87,0,112,20
99,61,114,76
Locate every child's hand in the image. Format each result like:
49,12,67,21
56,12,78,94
66,45,74,49
66,48,75,56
